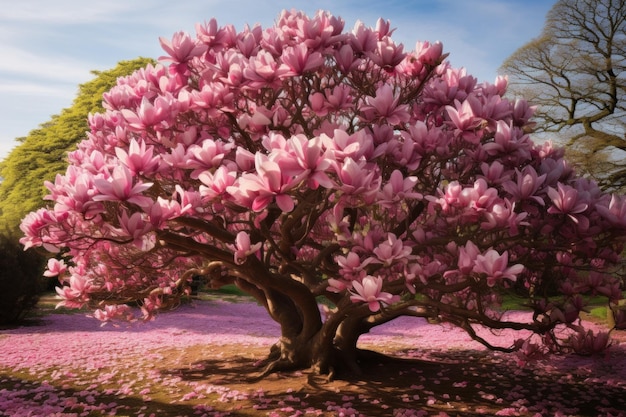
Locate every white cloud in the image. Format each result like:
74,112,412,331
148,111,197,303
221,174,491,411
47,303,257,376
2,0,136,23
0,45,93,84
0,82,73,97
0,0,553,162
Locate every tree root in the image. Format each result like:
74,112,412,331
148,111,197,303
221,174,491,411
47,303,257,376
249,343,404,382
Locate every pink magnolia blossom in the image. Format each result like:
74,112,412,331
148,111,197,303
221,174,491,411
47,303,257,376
243,51,289,89
334,158,381,203
120,96,174,130
55,274,92,308
415,40,444,66
378,170,422,207
473,249,524,287
115,138,161,175
547,183,589,229
372,233,413,266
198,166,237,200
230,153,305,212
92,304,135,324
284,134,333,189
159,30,208,64
597,194,626,227
336,251,375,280
502,167,546,205
117,210,153,248
93,165,153,208
350,21,378,53
230,231,263,265
445,97,484,142
322,129,376,162
459,179,499,213
184,138,233,179
360,84,411,125
368,37,405,69
279,43,324,75
349,275,398,312
569,328,612,355
456,241,481,276
481,199,527,234
43,258,68,277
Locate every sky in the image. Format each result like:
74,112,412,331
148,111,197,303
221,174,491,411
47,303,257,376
0,0,554,162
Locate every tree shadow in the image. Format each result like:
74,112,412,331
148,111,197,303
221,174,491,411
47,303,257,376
0,373,204,417
161,348,626,416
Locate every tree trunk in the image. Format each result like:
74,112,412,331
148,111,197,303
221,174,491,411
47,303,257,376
253,301,383,379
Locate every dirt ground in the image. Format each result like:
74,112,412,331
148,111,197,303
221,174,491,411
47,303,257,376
143,337,626,416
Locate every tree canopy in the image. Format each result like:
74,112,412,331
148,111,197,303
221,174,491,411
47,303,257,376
500,0,626,190
21,10,626,377
0,58,155,233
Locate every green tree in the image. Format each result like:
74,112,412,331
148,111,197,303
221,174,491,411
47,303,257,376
0,58,155,233
0,233,46,325
500,0,626,190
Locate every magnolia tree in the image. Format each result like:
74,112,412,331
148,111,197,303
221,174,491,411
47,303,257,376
21,10,626,375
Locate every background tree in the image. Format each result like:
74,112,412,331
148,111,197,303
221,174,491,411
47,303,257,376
500,0,626,190
0,58,155,233
22,10,626,377
0,234,46,326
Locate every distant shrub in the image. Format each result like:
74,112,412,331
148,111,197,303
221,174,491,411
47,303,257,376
0,233,46,325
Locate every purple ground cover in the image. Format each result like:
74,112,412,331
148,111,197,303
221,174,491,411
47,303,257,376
1,299,625,416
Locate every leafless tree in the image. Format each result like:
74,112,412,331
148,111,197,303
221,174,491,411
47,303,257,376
500,0,626,190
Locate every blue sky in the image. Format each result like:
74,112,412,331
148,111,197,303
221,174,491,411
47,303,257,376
0,0,553,161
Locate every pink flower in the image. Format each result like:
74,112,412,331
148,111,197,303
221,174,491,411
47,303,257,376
118,210,153,248
597,194,626,227
286,135,333,189
481,199,527,234
350,275,398,312
334,44,360,72
369,37,405,69
502,167,546,205
431,181,463,212
372,233,413,266
43,258,68,277
335,251,374,280
120,96,173,130
55,274,92,308
445,97,483,141
327,278,351,293
159,31,207,64
547,183,589,229
243,51,289,88
184,139,233,179
360,84,410,125
19,208,66,249
334,158,380,202
415,40,443,66
459,179,498,212
456,241,480,275
92,304,135,323
569,328,612,355
93,165,153,208
279,43,324,76
199,166,237,200
115,138,161,175
231,153,305,212
378,170,422,207
230,231,262,265
473,249,524,286
350,21,378,53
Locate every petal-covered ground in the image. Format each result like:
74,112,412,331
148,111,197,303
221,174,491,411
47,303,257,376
1,297,625,416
